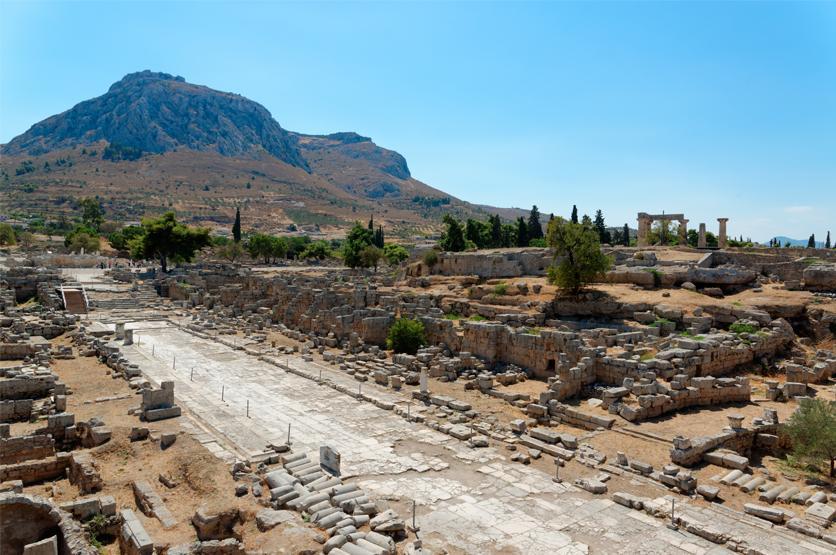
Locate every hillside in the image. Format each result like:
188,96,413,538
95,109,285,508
0,71,508,236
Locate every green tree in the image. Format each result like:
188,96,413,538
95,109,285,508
466,219,487,248
527,205,543,240
488,214,503,248
384,244,409,265
570,205,578,224
386,318,426,355
343,222,375,268
247,233,288,263
79,197,104,231
785,398,836,477
622,223,630,246
300,240,332,260
826,231,832,249
373,225,385,249
65,228,100,253
232,207,241,243
360,245,384,272
807,234,816,248
593,210,611,244
17,231,34,249
439,215,466,252
108,225,144,251
546,217,612,294
516,217,529,247
130,212,210,272
0,223,17,246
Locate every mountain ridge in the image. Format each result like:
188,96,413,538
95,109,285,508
0,71,512,234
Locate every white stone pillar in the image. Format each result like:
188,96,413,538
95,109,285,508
698,223,706,248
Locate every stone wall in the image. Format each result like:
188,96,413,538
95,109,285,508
0,434,55,465
406,249,552,278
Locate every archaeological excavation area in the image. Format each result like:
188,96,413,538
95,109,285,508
2,244,836,555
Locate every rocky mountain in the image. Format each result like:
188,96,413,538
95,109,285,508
0,71,507,234
2,71,309,169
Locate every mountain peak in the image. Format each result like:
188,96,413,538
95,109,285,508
108,70,186,92
2,71,308,169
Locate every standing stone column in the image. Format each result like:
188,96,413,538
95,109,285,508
115,322,125,340
678,219,688,245
637,214,651,247
717,218,729,249
419,368,428,394
698,223,706,248
124,329,134,346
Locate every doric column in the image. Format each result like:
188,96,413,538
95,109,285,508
678,219,688,245
637,214,650,247
717,218,729,249
698,223,706,248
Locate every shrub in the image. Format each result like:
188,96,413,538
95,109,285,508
493,282,508,295
0,223,16,246
784,398,836,477
729,321,759,334
469,314,487,322
386,318,426,355
422,250,439,267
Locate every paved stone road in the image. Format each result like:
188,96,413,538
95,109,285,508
117,323,832,555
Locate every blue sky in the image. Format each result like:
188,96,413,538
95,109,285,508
1,1,834,241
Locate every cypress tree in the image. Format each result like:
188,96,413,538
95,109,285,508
374,225,385,248
527,205,543,240
516,217,529,247
807,234,816,248
826,231,831,249
570,205,578,224
368,215,374,231
232,207,241,243
622,223,629,246
489,214,503,248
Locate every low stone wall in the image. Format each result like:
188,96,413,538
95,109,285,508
0,453,70,484
0,434,55,465
0,399,33,422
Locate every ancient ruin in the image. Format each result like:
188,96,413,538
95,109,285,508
1,239,835,555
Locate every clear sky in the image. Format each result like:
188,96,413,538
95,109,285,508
1,1,834,241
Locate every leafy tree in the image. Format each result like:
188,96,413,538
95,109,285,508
130,212,210,272
65,226,100,253
439,215,466,252
232,207,241,243
360,245,384,272
108,225,144,251
384,244,409,265
807,234,816,248
826,231,831,249
784,398,836,477
466,219,487,248
516,217,529,247
386,318,426,355
570,205,578,224
79,197,104,231
488,214,503,248
0,223,17,246
343,222,375,268
247,233,288,263
546,217,612,294
501,223,515,248
528,238,547,247
527,205,543,240
285,236,310,259
300,240,332,260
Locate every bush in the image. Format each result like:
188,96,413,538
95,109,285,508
422,250,439,267
493,282,508,295
386,318,426,355
383,244,409,265
729,321,759,334
784,398,836,477
0,223,16,246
